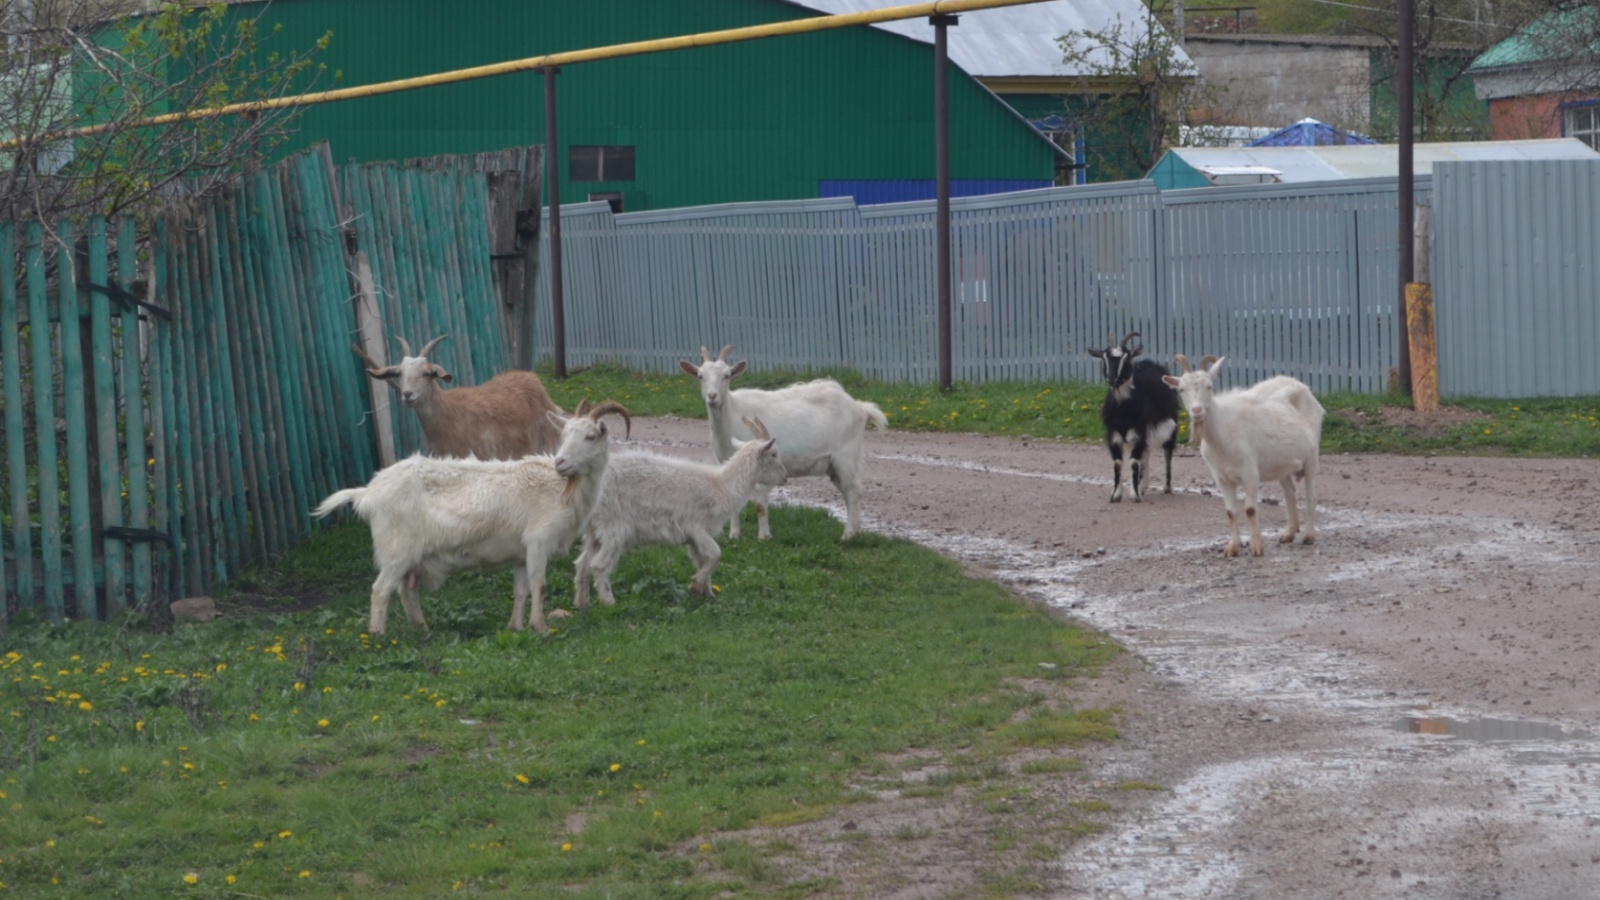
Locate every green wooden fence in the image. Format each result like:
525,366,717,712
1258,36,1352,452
1,144,541,629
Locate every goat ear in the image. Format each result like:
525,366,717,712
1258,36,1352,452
574,399,593,417
679,360,700,376
545,409,568,433
729,360,747,377
1162,374,1181,389
1087,347,1104,359
431,365,453,383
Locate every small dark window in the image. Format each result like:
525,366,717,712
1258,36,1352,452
589,192,624,214
570,145,635,182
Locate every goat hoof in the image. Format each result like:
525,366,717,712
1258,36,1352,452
1302,534,1316,546
548,608,572,619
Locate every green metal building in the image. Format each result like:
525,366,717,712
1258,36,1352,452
235,0,1063,211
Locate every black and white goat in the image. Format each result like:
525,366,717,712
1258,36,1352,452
1086,332,1179,502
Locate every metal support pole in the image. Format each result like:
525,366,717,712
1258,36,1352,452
933,13,957,392
1396,0,1414,394
543,66,568,379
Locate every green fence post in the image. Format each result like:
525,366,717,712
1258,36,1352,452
117,217,153,614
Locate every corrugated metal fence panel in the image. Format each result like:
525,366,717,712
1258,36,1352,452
1159,178,1417,395
538,180,1416,391
1434,160,1600,398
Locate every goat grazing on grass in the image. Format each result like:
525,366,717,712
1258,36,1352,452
352,334,564,459
1087,332,1179,502
679,344,887,540
312,399,631,634
1163,355,1324,558
573,417,788,610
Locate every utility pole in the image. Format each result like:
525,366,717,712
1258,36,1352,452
1396,0,1414,396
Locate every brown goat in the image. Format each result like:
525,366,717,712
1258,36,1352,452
351,334,565,459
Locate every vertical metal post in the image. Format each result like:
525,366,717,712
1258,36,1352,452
933,13,957,392
1396,0,1414,393
543,66,568,379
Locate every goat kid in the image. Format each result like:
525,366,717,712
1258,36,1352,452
574,417,788,609
1087,332,1179,502
679,344,887,540
1163,355,1323,558
313,399,631,634
352,334,565,459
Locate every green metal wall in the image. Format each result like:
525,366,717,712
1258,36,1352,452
237,0,1059,211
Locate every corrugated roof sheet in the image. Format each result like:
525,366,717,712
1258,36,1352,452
1468,5,1600,72
1153,138,1600,183
793,0,1192,77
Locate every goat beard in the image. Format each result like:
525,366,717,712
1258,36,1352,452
560,475,579,504
1188,418,1205,447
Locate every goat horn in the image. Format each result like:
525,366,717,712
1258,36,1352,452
742,416,770,440
699,345,712,363
1173,353,1192,373
395,335,413,357
1200,354,1219,369
717,343,734,362
1121,331,1142,347
418,334,450,359
350,342,382,371
586,400,632,439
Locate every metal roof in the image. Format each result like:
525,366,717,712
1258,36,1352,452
1468,5,1600,72
1153,138,1600,183
792,0,1192,77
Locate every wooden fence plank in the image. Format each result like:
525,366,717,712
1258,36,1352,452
203,201,249,577
117,217,152,613
58,221,98,616
2,226,31,616
25,223,65,621
88,218,126,616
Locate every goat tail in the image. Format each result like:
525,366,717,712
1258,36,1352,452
861,401,889,431
312,487,366,519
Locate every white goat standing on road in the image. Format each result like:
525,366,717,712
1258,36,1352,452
574,417,788,609
312,399,631,634
1164,355,1324,558
679,344,888,540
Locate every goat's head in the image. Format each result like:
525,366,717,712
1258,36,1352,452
1162,354,1226,429
677,343,747,411
351,334,452,408
547,399,632,479
1086,332,1144,390
740,416,788,489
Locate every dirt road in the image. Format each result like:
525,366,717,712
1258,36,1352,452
630,415,1600,899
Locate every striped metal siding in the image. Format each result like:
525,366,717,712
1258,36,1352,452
1160,178,1413,393
534,180,1419,394
242,0,1057,212
1434,160,1600,398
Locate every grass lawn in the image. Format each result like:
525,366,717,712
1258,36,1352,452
1,505,1119,897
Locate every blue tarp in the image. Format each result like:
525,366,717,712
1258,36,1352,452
1248,118,1375,147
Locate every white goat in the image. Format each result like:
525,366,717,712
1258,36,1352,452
352,334,565,459
312,399,631,634
573,417,788,609
679,344,888,540
1163,356,1324,558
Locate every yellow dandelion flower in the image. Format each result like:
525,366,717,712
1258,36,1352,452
699,843,712,853
561,842,573,852
183,872,199,885
371,714,380,723
293,682,304,692
226,874,237,885
610,763,621,772
636,739,646,746
279,830,293,839
78,701,92,711
298,870,311,879
515,774,530,785
317,719,330,728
